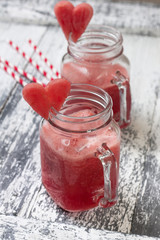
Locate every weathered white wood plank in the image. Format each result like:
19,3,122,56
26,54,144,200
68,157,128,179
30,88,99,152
0,215,159,240
0,83,42,215
123,34,160,237
130,68,160,237
0,0,160,36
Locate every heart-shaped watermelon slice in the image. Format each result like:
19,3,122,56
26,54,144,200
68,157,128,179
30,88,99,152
22,78,71,120
72,3,93,42
54,1,74,40
54,1,93,42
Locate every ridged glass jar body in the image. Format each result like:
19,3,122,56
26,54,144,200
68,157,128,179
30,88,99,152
61,25,131,128
40,84,121,212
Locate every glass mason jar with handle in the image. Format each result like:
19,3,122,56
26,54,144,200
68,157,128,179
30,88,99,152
61,25,131,128
40,84,121,212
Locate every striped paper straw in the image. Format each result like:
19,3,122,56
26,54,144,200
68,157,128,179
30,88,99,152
28,39,60,77
0,56,46,87
8,40,55,81
0,62,26,87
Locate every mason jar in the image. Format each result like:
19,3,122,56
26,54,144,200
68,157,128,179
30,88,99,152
40,84,121,212
61,25,131,128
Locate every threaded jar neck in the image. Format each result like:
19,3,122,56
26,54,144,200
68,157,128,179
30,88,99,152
48,83,113,133
68,25,123,62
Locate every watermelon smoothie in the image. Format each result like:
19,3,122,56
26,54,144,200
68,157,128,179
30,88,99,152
61,25,131,128
40,84,121,212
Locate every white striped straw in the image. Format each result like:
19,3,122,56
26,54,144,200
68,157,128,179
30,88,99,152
0,56,46,87
28,39,60,77
0,62,27,87
8,40,55,81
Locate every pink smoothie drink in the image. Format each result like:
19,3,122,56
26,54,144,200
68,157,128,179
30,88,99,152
40,109,120,212
62,62,131,128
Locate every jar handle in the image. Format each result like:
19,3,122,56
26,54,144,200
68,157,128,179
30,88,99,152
95,143,118,208
111,71,130,127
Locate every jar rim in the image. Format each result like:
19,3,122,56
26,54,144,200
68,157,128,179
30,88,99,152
68,24,123,59
47,83,113,133
49,83,112,120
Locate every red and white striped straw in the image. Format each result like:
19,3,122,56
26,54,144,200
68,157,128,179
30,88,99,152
0,56,46,87
28,39,60,77
8,40,55,81
0,62,27,87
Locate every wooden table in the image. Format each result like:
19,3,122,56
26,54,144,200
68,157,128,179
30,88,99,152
0,1,160,239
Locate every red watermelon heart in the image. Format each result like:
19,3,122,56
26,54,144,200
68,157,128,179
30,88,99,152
54,1,93,42
72,3,93,42
45,78,71,112
54,1,74,40
22,78,71,120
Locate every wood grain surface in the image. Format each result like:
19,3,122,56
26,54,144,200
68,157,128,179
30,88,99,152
0,1,160,239
0,0,160,36
1,215,160,240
